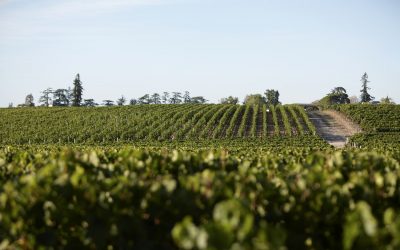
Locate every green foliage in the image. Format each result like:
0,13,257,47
220,96,239,105
72,74,83,107
318,87,350,106
270,105,280,136
0,147,400,249
278,105,291,136
380,96,396,105
332,104,400,149
0,104,317,144
360,73,374,103
334,104,400,132
264,89,280,106
53,89,69,106
243,94,266,106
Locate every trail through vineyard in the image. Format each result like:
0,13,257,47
308,110,361,148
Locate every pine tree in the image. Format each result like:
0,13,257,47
360,73,374,103
72,74,83,106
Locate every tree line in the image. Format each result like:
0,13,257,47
11,72,393,108
14,74,208,108
317,72,395,105
14,73,281,108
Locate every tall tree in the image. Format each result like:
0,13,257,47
39,88,53,107
53,89,69,106
151,93,161,104
183,91,191,103
360,73,374,103
170,92,182,104
117,96,126,106
162,92,170,104
72,74,83,106
264,89,280,106
25,94,35,106
220,96,239,104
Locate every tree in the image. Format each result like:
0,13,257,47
138,94,150,104
330,87,350,104
319,87,350,106
151,93,161,104
190,96,207,104
360,73,374,103
243,94,266,106
53,89,69,106
183,91,191,103
380,96,395,104
117,96,126,106
39,88,53,107
129,99,138,105
72,74,83,106
264,89,280,106
102,100,114,106
162,92,170,104
84,99,98,107
170,92,182,104
220,96,239,104
25,94,35,106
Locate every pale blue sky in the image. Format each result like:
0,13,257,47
0,0,399,106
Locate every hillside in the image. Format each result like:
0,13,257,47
0,104,317,144
332,104,400,148
1,104,400,249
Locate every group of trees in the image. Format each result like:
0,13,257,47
15,74,208,108
18,74,84,107
12,72,395,108
102,91,208,107
124,91,207,106
319,87,351,106
318,72,395,106
240,89,281,106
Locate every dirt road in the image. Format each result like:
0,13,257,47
308,110,361,148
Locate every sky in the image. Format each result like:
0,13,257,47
0,0,399,106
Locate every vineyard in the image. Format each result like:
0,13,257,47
333,104,400,148
333,104,400,132
0,104,316,144
1,104,400,249
1,147,400,249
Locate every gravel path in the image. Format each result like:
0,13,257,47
308,110,361,148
